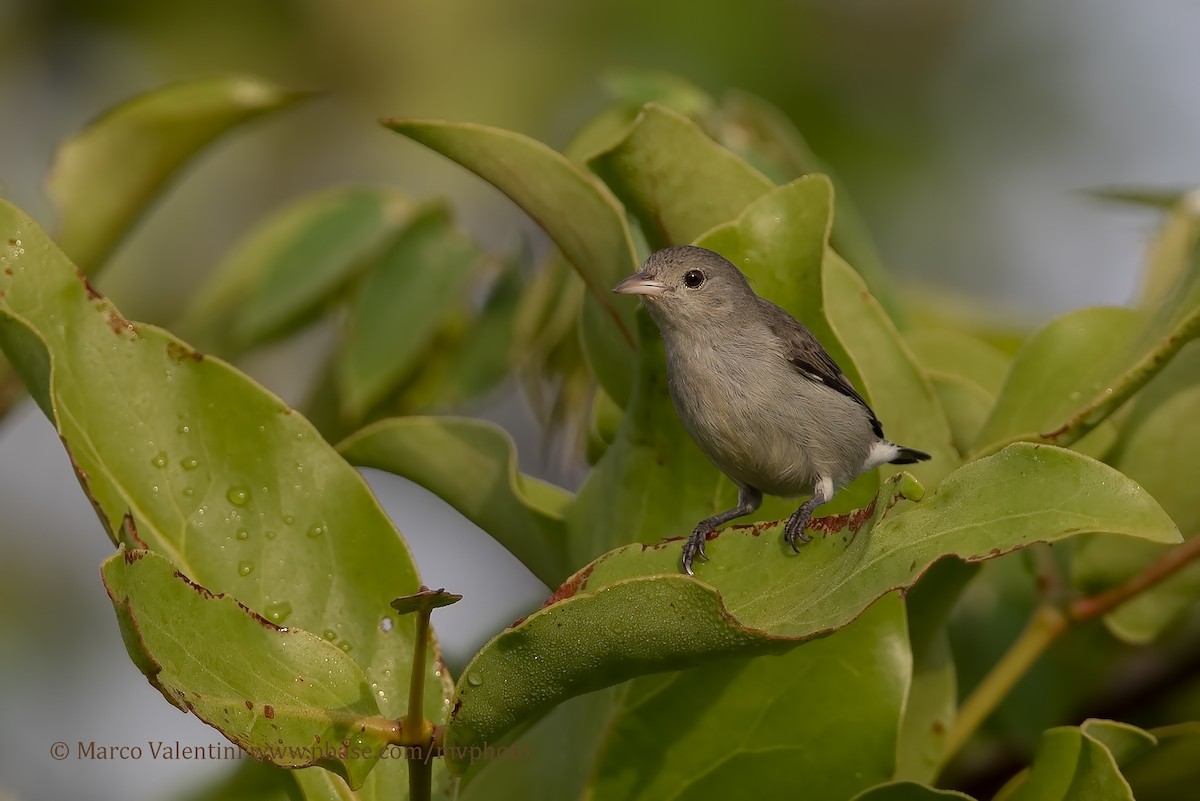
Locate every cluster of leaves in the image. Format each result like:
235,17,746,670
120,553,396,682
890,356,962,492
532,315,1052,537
1,73,1198,800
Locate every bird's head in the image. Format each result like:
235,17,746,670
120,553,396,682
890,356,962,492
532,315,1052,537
612,245,756,332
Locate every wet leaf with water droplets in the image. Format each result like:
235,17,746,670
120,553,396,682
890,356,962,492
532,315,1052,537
102,548,389,787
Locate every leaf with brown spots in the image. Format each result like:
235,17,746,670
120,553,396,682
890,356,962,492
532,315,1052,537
102,547,392,788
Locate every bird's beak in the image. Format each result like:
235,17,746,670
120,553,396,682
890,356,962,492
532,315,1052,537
613,270,667,297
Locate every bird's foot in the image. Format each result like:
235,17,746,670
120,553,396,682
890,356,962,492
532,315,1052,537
681,524,713,576
784,509,813,552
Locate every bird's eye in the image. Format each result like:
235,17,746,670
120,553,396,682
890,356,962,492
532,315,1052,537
683,269,705,289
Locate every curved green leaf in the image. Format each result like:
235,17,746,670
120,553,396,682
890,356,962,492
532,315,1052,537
338,204,485,418
974,214,1200,455
997,720,1154,801
49,76,308,273
398,248,524,411
589,596,910,801
904,329,1011,455
971,308,1144,455
0,202,451,790
182,186,411,354
103,548,391,787
339,416,572,587
904,329,1011,396
1121,722,1200,801
441,444,1179,767
382,117,637,403
1071,343,1200,643
716,90,903,320
588,103,774,248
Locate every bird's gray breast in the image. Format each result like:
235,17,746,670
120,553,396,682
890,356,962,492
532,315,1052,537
662,329,874,496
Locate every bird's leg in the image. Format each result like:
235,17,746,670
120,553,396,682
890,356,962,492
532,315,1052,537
785,477,833,552
681,485,762,576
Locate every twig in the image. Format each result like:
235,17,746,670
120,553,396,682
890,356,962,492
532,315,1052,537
1069,534,1200,622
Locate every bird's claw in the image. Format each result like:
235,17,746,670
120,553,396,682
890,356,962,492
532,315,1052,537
681,525,712,576
784,515,813,553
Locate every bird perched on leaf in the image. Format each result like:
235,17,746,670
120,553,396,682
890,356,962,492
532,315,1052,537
613,245,930,576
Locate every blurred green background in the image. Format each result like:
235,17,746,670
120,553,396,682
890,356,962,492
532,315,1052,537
1,2,1198,800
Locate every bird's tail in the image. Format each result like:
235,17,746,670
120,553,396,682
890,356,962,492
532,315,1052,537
890,446,931,465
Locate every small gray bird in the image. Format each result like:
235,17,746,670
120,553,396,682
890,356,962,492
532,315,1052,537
613,245,930,575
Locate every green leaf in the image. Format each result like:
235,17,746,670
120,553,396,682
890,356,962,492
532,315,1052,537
455,688,620,801
588,596,910,801
339,416,572,587
851,782,977,801
0,201,452,789
182,186,411,354
103,548,390,787
971,308,1144,455
400,250,523,410
904,329,1011,396
440,444,1179,768
337,204,486,418
1071,343,1200,643
1121,722,1200,801
895,559,979,782
715,90,903,321
905,329,1012,455
997,720,1155,801
973,208,1200,455
383,117,638,403
48,76,308,274
588,103,774,248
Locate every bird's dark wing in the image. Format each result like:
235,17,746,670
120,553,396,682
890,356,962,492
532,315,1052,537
759,298,884,438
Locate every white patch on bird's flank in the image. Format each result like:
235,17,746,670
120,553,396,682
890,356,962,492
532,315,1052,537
814,475,834,505
862,440,901,472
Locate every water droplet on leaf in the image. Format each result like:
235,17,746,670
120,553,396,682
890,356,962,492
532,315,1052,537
265,601,292,624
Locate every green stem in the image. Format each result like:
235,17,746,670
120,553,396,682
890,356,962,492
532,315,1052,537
406,606,433,801
941,605,1068,763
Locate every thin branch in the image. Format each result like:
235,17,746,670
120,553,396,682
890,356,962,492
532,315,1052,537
1070,533,1200,622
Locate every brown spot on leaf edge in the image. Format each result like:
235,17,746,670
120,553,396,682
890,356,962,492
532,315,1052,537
107,311,137,337
166,340,203,363
77,270,102,301
263,705,275,720
532,562,598,620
